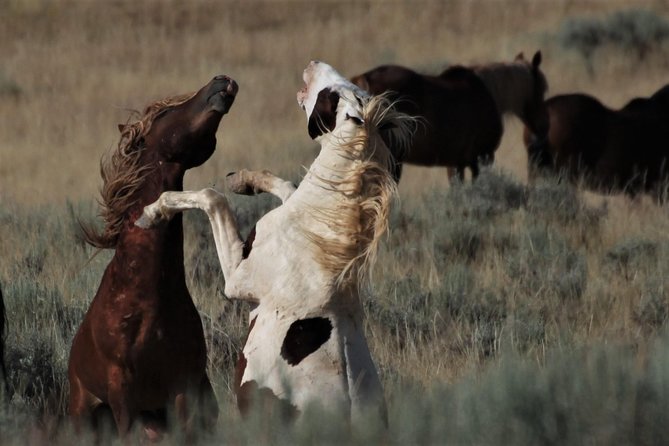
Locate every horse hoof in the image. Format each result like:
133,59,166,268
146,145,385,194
226,172,257,196
134,214,154,229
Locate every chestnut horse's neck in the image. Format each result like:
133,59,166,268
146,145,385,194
113,157,190,294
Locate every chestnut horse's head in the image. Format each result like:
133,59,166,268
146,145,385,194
84,75,238,249
139,75,238,169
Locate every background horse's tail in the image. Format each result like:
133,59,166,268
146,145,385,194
0,284,9,402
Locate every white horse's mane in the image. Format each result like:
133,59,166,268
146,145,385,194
301,93,414,288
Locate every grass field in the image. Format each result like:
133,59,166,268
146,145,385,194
1,0,669,443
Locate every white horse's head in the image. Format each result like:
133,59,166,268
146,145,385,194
297,61,370,140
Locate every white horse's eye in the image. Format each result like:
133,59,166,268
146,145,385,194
346,113,364,125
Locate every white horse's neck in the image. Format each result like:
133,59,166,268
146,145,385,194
295,125,365,208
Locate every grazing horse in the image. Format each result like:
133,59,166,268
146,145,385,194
136,61,414,424
472,51,549,145
68,75,238,439
351,63,502,181
525,84,669,200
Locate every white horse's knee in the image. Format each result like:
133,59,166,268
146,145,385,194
200,188,228,215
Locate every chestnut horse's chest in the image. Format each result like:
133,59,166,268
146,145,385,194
92,270,205,362
72,247,207,405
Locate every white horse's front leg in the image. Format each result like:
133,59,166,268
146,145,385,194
135,189,245,283
226,169,297,203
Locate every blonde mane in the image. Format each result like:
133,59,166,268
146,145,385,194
304,93,415,288
81,92,195,249
473,60,547,117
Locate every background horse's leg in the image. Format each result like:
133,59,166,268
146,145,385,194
226,169,296,203
137,189,245,282
470,162,480,179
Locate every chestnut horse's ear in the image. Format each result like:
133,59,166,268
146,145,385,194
514,52,525,61
532,51,542,69
118,124,126,133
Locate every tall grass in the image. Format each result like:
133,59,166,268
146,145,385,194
2,170,669,443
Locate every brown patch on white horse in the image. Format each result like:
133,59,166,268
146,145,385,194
137,61,414,425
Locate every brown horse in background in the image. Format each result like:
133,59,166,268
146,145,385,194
351,52,548,182
525,84,669,200
68,75,237,440
351,64,502,181
472,51,549,145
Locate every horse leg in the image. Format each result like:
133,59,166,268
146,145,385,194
136,189,245,287
173,393,193,442
197,375,218,432
456,166,466,182
68,373,99,435
106,369,136,439
226,169,296,203
470,162,480,180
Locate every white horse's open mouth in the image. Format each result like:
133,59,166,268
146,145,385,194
297,66,312,109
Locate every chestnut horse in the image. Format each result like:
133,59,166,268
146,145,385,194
68,75,238,440
351,64,502,181
525,84,669,200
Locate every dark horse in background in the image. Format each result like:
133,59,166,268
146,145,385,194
351,64,502,181
351,51,548,181
525,84,669,201
69,75,237,440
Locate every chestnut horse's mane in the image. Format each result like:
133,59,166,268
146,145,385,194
81,92,195,249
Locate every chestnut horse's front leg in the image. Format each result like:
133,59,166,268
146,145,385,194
136,189,245,284
226,169,296,203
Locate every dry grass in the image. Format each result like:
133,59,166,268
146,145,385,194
2,0,669,443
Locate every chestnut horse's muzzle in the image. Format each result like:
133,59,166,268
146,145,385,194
208,75,238,114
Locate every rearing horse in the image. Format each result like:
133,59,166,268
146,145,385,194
68,75,237,439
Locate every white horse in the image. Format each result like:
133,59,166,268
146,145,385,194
136,61,414,424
